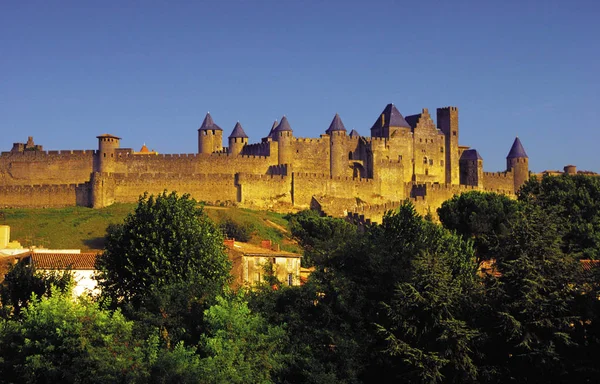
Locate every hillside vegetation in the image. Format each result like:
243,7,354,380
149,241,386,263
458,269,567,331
0,204,299,252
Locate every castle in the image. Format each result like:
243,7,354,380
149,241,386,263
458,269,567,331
0,104,529,219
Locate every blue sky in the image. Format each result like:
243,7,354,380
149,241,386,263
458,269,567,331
1,0,598,172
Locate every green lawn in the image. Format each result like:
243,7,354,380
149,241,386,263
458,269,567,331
1,204,300,253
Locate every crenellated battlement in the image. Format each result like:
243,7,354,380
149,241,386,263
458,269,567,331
293,172,374,183
2,103,528,211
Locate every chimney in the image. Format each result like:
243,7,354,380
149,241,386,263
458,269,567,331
224,239,235,248
261,240,272,249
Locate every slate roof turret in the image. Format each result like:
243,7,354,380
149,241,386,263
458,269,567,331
229,122,248,139
275,116,293,132
198,112,222,131
325,113,347,134
349,129,360,138
267,120,278,138
460,149,483,161
371,103,411,131
506,137,528,159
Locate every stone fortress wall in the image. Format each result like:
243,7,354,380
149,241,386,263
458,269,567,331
0,104,532,220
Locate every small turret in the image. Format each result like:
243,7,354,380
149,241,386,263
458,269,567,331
459,149,483,187
228,122,249,155
506,137,529,193
96,133,121,173
274,116,294,165
198,112,223,154
327,114,347,177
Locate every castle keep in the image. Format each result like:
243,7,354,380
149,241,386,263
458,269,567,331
0,104,528,218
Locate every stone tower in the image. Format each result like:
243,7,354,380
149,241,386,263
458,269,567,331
228,122,248,155
198,112,223,154
274,116,293,165
96,133,121,173
326,113,347,178
506,137,529,193
437,107,459,185
459,149,483,187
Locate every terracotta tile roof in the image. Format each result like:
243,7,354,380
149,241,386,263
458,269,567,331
580,259,600,272
30,253,98,270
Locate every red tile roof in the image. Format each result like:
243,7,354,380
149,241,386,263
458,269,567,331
30,253,98,270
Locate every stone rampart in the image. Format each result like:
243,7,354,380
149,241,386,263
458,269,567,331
483,171,515,193
0,183,89,208
237,173,292,209
292,172,378,208
0,150,95,186
109,172,238,205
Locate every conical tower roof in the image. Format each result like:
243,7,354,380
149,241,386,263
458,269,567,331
506,137,528,159
349,129,360,138
267,120,278,138
198,112,222,131
275,116,293,132
325,113,347,134
229,122,248,139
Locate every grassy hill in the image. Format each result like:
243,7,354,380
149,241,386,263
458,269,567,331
0,204,299,253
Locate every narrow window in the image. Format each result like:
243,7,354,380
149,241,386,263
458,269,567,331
429,159,433,165
440,147,444,153
287,274,293,286
255,272,261,283
452,131,457,136
423,157,427,164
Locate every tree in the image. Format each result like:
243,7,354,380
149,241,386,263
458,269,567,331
476,205,579,383
0,289,152,383
519,174,600,259
288,209,359,267
0,261,72,318
437,191,522,262
95,191,231,306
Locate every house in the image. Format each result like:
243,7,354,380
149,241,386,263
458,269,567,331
225,239,302,288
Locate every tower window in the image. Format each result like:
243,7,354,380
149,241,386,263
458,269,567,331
440,147,444,153
429,159,433,165
453,131,457,136
423,157,427,164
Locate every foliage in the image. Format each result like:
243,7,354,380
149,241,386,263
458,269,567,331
95,191,231,307
220,217,254,242
519,174,600,259
0,289,152,383
0,261,72,318
437,191,522,262
376,252,479,383
288,209,359,267
476,205,580,382
199,294,286,383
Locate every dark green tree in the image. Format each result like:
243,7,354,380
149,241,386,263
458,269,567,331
0,261,72,318
96,191,231,305
95,191,231,344
288,209,359,267
438,191,522,262
519,174,600,259
476,205,579,383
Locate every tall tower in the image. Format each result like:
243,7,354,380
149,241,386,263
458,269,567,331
228,122,249,155
437,107,459,185
96,133,121,173
506,137,529,193
326,113,347,178
274,116,294,165
198,112,223,154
